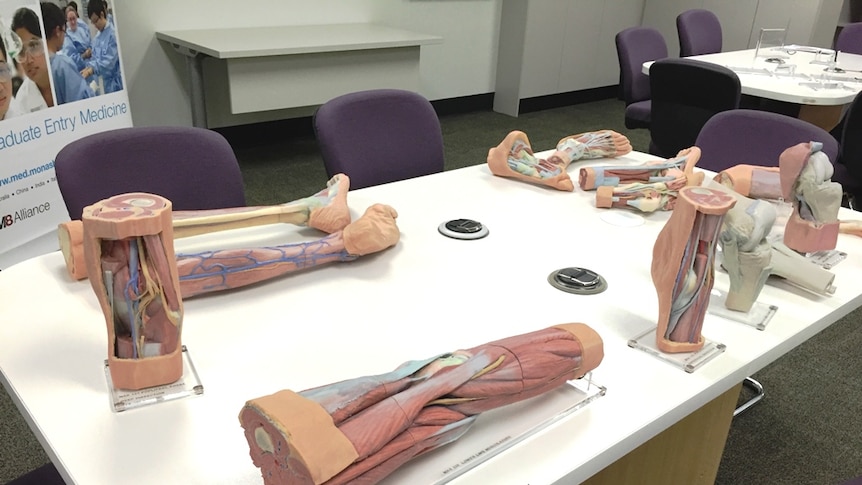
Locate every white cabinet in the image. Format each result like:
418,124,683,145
494,0,644,116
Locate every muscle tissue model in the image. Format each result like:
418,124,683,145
486,130,632,191
239,323,604,484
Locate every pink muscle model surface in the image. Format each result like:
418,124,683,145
176,204,399,299
714,164,782,200
487,130,631,191
82,194,184,390
652,187,736,353
579,147,702,191
779,142,841,253
59,174,352,280
239,323,604,485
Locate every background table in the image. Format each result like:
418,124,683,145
644,49,862,130
2,152,861,484
156,24,442,128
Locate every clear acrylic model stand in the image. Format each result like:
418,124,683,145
104,345,204,412
707,289,777,330
380,373,606,485
628,328,725,373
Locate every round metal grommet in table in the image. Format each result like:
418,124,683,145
548,267,608,295
438,219,489,240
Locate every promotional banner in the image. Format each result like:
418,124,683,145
0,0,131,269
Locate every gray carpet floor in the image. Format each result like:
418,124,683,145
2,98,860,484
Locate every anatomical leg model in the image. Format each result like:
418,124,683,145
596,182,680,212
238,323,604,485
652,187,736,353
176,204,399,299
779,142,842,253
59,174,352,280
82,193,184,390
486,130,631,192
714,164,782,200
579,146,703,191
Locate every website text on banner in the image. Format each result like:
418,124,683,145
0,0,131,269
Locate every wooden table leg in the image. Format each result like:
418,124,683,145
798,104,845,132
582,382,743,485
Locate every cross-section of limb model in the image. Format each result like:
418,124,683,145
579,147,703,191
238,323,604,485
780,142,841,253
486,130,631,191
83,193,184,390
60,174,352,280
652,187,736,353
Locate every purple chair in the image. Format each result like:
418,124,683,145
615,27,668,130
835,22,862,55
649,58,740,158
313,89,444,190
677,9,722,57
55,126,246,220
6,463,65,485
695,109,839,172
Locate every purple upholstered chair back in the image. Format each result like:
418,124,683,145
55,126,246,220
835,22,862,55
677,9,722,57
313,89,444,190
616,27,668,104
695,109,839,173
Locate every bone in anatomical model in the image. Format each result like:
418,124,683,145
239,323,604,485
60,174,352,280
487,130,632,191
579,146,703,191
652,187,736,353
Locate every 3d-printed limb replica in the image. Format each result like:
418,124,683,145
82,194,184,390
595,182,681,212
780,142,841,253
486,130,631,191
238,323,604,485
60,174,352,280
652,187,736,353
840,220,862,237
176,204,399,299
714,164,782,200
579,147,703,191
718,196,776,313
769,241,836,295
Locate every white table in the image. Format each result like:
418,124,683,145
156,24,442,128
2,153,861,484
644,49,862,130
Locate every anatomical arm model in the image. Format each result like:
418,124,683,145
579,146,703,191
83,193,184,390
714,164,782,200
60,174,352,280
486,130,632,191
239,323,604,485
593,148,705,213
652,187,736,353
779,142,842,253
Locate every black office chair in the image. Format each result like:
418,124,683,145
615,27,668,130
835,91,862,209
648,58,741,158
